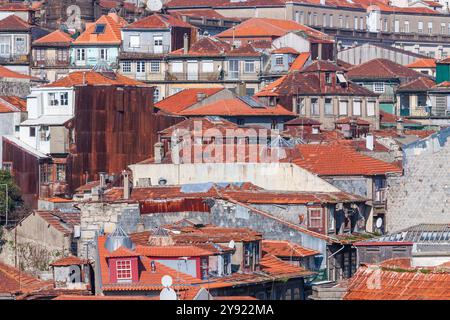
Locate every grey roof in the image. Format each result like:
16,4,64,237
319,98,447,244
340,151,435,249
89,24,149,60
368,224,450,244
104,226,134,252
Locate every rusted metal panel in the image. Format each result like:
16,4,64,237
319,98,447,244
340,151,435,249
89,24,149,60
66,85,181,193
139,198,210,214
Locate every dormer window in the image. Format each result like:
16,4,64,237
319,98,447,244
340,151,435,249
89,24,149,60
116,259,132,282
94,24,106,34
275,55,284,66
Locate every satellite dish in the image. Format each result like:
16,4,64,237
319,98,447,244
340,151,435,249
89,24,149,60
161,275,173,287
160,287,177,300
147,0,163,12
228,240,235,249
376,217,383,229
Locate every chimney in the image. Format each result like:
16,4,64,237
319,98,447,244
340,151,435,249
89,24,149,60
396,118,404,136
366,133,374,151
122,170,130,200
196,92,206,102
154,142,164,164
237,81,246,96
183,33,189,54
99,172,107,188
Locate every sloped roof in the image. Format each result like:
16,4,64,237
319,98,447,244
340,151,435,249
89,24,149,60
302,60,345,73
159,116,240,137
397,77,436,92
0,14,30,31
43,71,144,87
170,36,231,56
0,65,38,81
50,256,89,267
73,13,126,45
406,58,436,69
344,264,450,300
155,87,225,114
216,17,329,40
178,98,295,116
0,96,26,113
259,254,312,277
0,262,52,297
124,13,194,29
262,240,320,258
347,59,423,80
284,117,321,126
293,144,402,176
35,211,80,235
33,30,73,46
272,47,299,55
289,52,310,72
135,245,214,257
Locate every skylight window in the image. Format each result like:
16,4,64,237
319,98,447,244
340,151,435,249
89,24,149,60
94,24,106,34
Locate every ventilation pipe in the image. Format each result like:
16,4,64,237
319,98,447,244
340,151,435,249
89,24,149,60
183,33,189,54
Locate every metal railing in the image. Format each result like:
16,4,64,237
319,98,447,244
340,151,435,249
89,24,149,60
32,59,70,67
0,54,29,64
165,71,222,81
121,44,170,55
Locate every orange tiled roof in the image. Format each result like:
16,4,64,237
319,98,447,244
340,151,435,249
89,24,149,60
216,17,329,40
35,211,80,235
159,116,240,137
262,240,320,258
178,98,295,116
43,71,145,88
344,264,450,300
53,295,158,300
0,95,26,113
0,262,52,296
33,30,74,45
272,47,299,55
73,13,126,45
0,14,30,31
155,88,225,114
406,58,436,69
397,76,436,92
50,256,89,267
289,52,310,72
124,13,194,29
293,144,402,176
259,254,312,277
0,65,38,80
135,245,214,257
335,117,371,126
347,58,423,80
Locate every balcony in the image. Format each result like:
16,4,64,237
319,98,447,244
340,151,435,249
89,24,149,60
0,53,29,64
121,44,170,57
165,71,222,81
32,59,70,68
373,188,387,210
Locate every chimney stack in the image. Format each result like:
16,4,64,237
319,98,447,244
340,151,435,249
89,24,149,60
366,133,374,151
183,33,189,54
396,118,404,136
99,172,107,189
122,170,130,200
154,142,164,164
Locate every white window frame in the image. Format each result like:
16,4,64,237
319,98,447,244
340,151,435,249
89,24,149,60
353,99,362,116
202,60,214,73
129,35,140,48
367,100,376,116
116,259,132,281
339,100,348,115
150,60,160,73
76,48,85,61
100,48,108,61
136,61,145,73
244,60,255,73
172,61,183,73
373,82,385,93
324,97,333,115
311,98,319,116
308,208,323,229
48,92,59,106
122,60,131,73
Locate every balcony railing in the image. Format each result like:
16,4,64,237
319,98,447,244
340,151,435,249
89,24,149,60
0,53,29,64
373,188,387,205
121,44,170,55
32,59,70,67
165,71,222,81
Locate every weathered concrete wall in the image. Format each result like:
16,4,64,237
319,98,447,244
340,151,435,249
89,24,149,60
0,80,32,98
0,212,71,274
324,177,370,198
129,162,341,193
386,128,450,232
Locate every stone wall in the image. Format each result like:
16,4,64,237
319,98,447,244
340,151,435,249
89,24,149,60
0,80,32,98
386,128,450,232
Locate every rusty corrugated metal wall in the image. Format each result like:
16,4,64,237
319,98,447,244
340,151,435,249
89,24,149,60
2,139,45,208
66,85,181,193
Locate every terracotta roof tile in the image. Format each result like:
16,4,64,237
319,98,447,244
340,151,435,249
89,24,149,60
73,13,126,45
155,88,225,114
159,116,240,137
259,254,312,277
272,47,299,55
33,30,74,46
43,71,144,88
35,211,80,235
178,98,295,116
406,58,436,69
262,240,320,258
344,264,450,300
0,14,30,31
293,144,402,176
0,262,52,296
50,256,89,267
335,117,371,126
289,52,310,72
124,13,194,29
347,59,423,80
0,96,26,113
0,65,38,81
284,117,321,126
397,77,435,92
135,245,214,257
